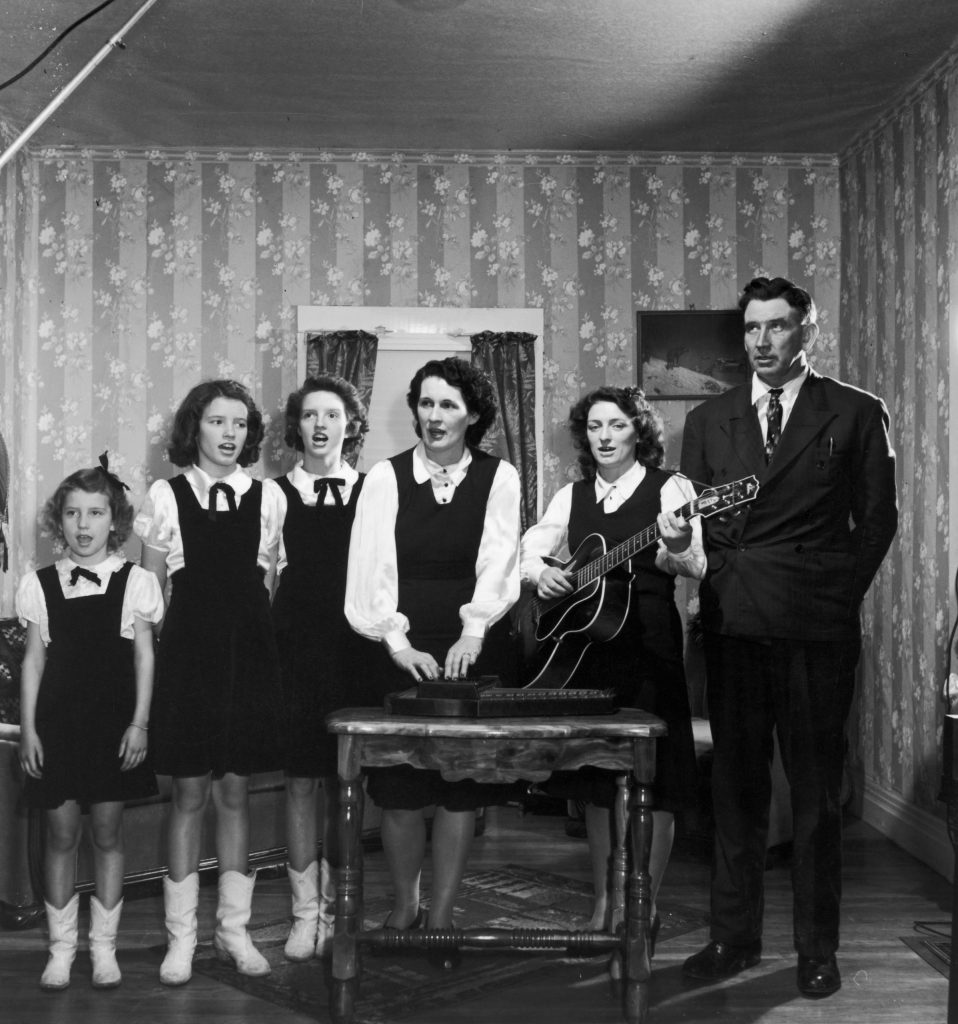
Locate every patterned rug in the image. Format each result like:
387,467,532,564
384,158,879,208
192,864,707,1023
901,934,951,979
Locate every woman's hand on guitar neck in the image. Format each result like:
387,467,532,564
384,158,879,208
537,565,575,600
658,509,693,554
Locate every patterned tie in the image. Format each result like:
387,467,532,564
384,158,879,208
764,387,784,464
314,478,346,513
69,565,101,586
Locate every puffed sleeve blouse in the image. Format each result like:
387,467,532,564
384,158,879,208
133,464,283,576
345,443,521,654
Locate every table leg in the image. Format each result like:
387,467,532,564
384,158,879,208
624,740,656,1024
331,735,364,1024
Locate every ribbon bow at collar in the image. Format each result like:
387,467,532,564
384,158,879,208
314,478,346,512
208,481,237,521
69,565,101,587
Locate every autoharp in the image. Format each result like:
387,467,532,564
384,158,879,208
385,676,616,718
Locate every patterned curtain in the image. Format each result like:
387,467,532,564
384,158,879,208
304,330,379,468
470,331,537,532
0,431,7,571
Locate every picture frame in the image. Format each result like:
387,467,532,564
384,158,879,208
636,308,747,400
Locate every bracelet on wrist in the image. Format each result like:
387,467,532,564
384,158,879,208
130,722,149,731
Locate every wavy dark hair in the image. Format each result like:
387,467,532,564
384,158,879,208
568,385,665,480
42,466,135,552
738,275,817,325
167,379,264,468
405,357,497,448
283,375,369,454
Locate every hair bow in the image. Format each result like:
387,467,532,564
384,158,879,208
98,451,131,491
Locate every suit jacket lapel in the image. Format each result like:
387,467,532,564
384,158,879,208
722,387,766,475
763,371,837,483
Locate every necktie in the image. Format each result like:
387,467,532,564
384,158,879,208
69,565,101,587
764,387,784,464
208,481,236,521
314,478,346,512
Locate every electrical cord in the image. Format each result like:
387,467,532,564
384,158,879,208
0,0,120,93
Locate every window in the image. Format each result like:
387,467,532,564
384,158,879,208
296,306,544,518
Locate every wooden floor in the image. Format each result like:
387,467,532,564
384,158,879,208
0,808,951,1024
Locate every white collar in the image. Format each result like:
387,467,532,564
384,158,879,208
751,366,809,407
185,463,251,500
412,441,473,487
291,461,358,487
57,552,124,582
593,460,646,503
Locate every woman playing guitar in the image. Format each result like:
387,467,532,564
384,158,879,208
520,385,705,942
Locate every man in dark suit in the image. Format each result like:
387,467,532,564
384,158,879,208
679,276,898,998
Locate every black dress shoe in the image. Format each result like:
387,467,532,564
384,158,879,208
797,954,841,998
682,940,762,980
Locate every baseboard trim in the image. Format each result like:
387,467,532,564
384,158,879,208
859,773,954,881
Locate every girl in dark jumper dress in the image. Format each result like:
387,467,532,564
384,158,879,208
346,358,521,969
265,375,369,961
18,460,162,990
136,379,284,986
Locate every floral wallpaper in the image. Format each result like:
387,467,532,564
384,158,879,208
0,139,841,616
840,51,955,816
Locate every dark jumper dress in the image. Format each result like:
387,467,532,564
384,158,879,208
25,561,158,810
272,473,370,778
540,470,697,812
150,474,284,778
365,447,519,812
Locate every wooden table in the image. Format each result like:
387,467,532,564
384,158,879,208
326,708,666,1024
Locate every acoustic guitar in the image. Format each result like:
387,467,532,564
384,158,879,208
525,475,759,688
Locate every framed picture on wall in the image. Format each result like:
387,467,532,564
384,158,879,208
636,308,747,400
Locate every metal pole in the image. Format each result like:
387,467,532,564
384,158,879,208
0,0,162,174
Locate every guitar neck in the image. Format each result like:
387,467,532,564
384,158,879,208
575,497,696,588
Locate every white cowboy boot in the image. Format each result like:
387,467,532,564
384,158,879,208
213,870,271,977
284,861,319,961
159,873,199,986
39,893,79,990
315,858,337,958
89,895,123,988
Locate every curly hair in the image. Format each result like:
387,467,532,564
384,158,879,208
405,357,498,448
283,375,369,454
41,466,135,552
167,379,264,468
568,385,665,480
738,276,817,325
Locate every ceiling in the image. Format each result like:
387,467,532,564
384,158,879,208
2,0,958,156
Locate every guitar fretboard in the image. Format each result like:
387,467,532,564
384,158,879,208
574,497,697,588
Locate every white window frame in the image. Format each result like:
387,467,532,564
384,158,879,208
296,305,545,518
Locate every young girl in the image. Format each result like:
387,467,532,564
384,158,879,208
18,457,163,990
264,375,369,961
135,379,285,985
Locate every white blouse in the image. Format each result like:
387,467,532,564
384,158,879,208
345,443,521,653
16,553,164,645
520,462,707,587
133,464,283,576
263,461,360,578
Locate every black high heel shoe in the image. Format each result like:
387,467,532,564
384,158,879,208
649,913,661,959
371,907,424,956
383,907,424,931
